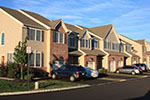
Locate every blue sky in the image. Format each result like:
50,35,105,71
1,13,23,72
0,0,150,41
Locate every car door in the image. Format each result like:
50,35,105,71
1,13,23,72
56,65,66,77
121,66,127,73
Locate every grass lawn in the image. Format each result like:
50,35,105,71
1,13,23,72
0,79,82,93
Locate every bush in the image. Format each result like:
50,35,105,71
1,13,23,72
24,74,34,81
30,68,48,77
0,66,8,77
98,68,107,74
7,63,20,78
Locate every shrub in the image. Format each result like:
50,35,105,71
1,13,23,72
24,74,34,81
30,68,48,77
0,66,8,77
7,63,20,78
98,68,107,74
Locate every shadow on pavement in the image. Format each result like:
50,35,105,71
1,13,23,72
127,89,150,100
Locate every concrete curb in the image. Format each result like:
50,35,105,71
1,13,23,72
0,77,14,81
0,85,90,96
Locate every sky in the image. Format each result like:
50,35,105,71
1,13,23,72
0,0,150,41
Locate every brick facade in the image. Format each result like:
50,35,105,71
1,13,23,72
49,25,68,71
108,56,124,71
84,56,97,69
131,57,140,64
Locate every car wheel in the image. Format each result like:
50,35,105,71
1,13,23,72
52,73,57,79
131,71,135,75
69,75,76,82
116,70,120,74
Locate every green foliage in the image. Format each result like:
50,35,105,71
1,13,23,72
24,74,34,81
98,68,107,74
13,37,28,66
7,63,20,78
0,66,8,77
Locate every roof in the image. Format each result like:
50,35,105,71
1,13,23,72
68,48,82,56
0,6,44,29
89,24,112,38
20,9,62,29
49,19,62,29
81,49,106,56
65,23,85,37
105,50,129,57
135,40,145,45
65,23,81,32
20,9,51,27
127,52,140,58
146,51,150,55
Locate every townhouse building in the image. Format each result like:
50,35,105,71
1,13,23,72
118,34,142,65
65,23,106,70
0,6,68,74
135,40,150,68
88,25,129,72
0,6,149,75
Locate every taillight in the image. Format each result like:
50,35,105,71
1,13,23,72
76,70,79,76
138,69,140,71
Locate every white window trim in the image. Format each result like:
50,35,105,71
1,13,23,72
30,51,43,68
28,27,43,42
81,38,90,49
53,31,65,44
7,52,14,63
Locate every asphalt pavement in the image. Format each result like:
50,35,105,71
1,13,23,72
1,77,150,100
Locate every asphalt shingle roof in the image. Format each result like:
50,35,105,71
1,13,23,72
0,6,44,29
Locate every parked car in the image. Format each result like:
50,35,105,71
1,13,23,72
134,63,148,72
51,65,87,82
116,65,143,75
84,67,99,78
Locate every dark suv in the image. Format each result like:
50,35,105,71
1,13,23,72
51,65,87,82
134,64,148,72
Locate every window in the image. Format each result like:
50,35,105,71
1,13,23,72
28,28,43,42
126,44,131,52
104,40,111,49
119,43,124,52
1,32,5,45
92,39,99,49
36,30,41,41
30,52,43,67
53,31,64,44
68,37,75,48
7,53,14,63
80,38,90,48
142,46,146,53
112,43,119,50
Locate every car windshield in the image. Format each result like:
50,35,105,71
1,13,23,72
76,66,85,71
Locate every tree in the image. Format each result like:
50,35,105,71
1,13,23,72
13,37,28,80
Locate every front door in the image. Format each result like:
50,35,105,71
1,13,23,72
109,61,116,72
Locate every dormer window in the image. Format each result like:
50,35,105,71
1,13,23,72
68,37,75,48
104,40,111,50
80,38,90,48
112,42,119,50
92,39,99,49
